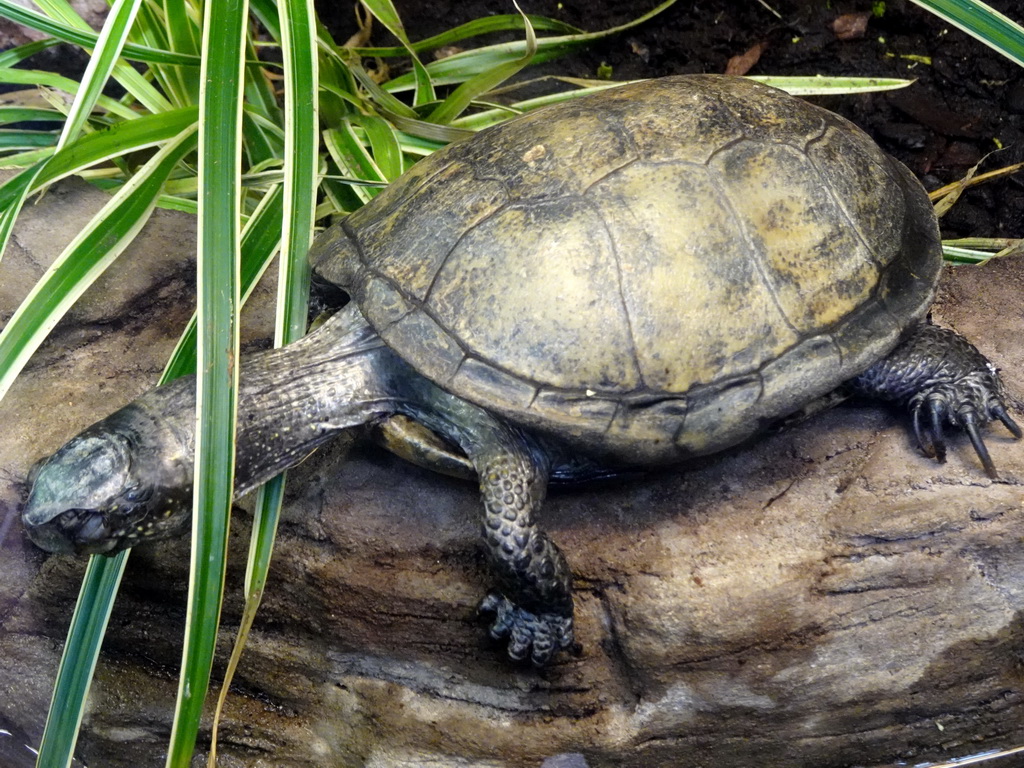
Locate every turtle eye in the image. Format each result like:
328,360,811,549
123,485,152,504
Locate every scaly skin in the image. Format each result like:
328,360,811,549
22,305,578,664
21,306,396,553
406,390,575,664
850,323,1022,477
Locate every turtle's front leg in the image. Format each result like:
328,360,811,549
420,394,574,665
473,437,575,666
849,323,1021,477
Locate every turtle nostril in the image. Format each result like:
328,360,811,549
123,485,152,504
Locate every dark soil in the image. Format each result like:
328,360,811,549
319,0,1024,241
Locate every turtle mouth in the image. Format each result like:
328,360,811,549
27,508,123,555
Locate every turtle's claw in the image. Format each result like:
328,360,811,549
911,389,1019,480
852,324,1021,478
480,593,574,666
929,397,949,463
961,410,997,479
993,403,1023,439
913,396,947,462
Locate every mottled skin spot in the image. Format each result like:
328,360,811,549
22,76,1021,665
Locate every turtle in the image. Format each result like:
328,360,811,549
21,75,1021,665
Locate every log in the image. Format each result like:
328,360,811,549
1,178,1022,767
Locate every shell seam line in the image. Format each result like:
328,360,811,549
702,140,802,341
579,155,640,197
420,169,512,305
804,124,887,271
363,263,538,398
363,230,909,411
405,270,884,403
579,192,647,392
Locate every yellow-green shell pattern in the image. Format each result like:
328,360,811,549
312,76,942,466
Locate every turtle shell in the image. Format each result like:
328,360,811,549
312,75,941,466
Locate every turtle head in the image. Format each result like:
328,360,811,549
22,403,193,555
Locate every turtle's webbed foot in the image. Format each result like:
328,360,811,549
480,592,574,666
851,323,1021,478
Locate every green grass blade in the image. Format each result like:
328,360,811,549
753,75,914,94
0,129,57,150
943,237,1023,263
0,0,200,66
249,0,282,39
324,122,387,204
329,82,475,141
0,148,57,168
246,102,287,155
132,0,193,105
34,553,128,768
451,82,618,130
386,46,568,89
337,55,419,119
314,45,360,127
385,0,678,92
0,126,198,404
944,244,993,262
364,129,446,156
0,106,66,125
0,38,62,67
209,1,318,759
29,0,85,27
242,106,280,170
154,194,199,213
0,165,42,267
275,0,318,341
53,0,148,150
165,0,247,763
162,0,200,59
427,2,536,124
360,0,435,105
243,32,283,130
354,13,581,57
355,114,405,179
106,39,174,115
161,186,284,381
910,0,1024,67
110,63,175,118
0,67,140,120
240,29,285,169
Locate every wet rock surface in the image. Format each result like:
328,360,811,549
1,180,1024,767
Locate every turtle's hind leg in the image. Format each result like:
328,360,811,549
849,322,1021,477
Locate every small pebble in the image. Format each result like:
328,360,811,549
540,754,590,768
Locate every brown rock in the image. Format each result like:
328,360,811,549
1,179,1022,767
